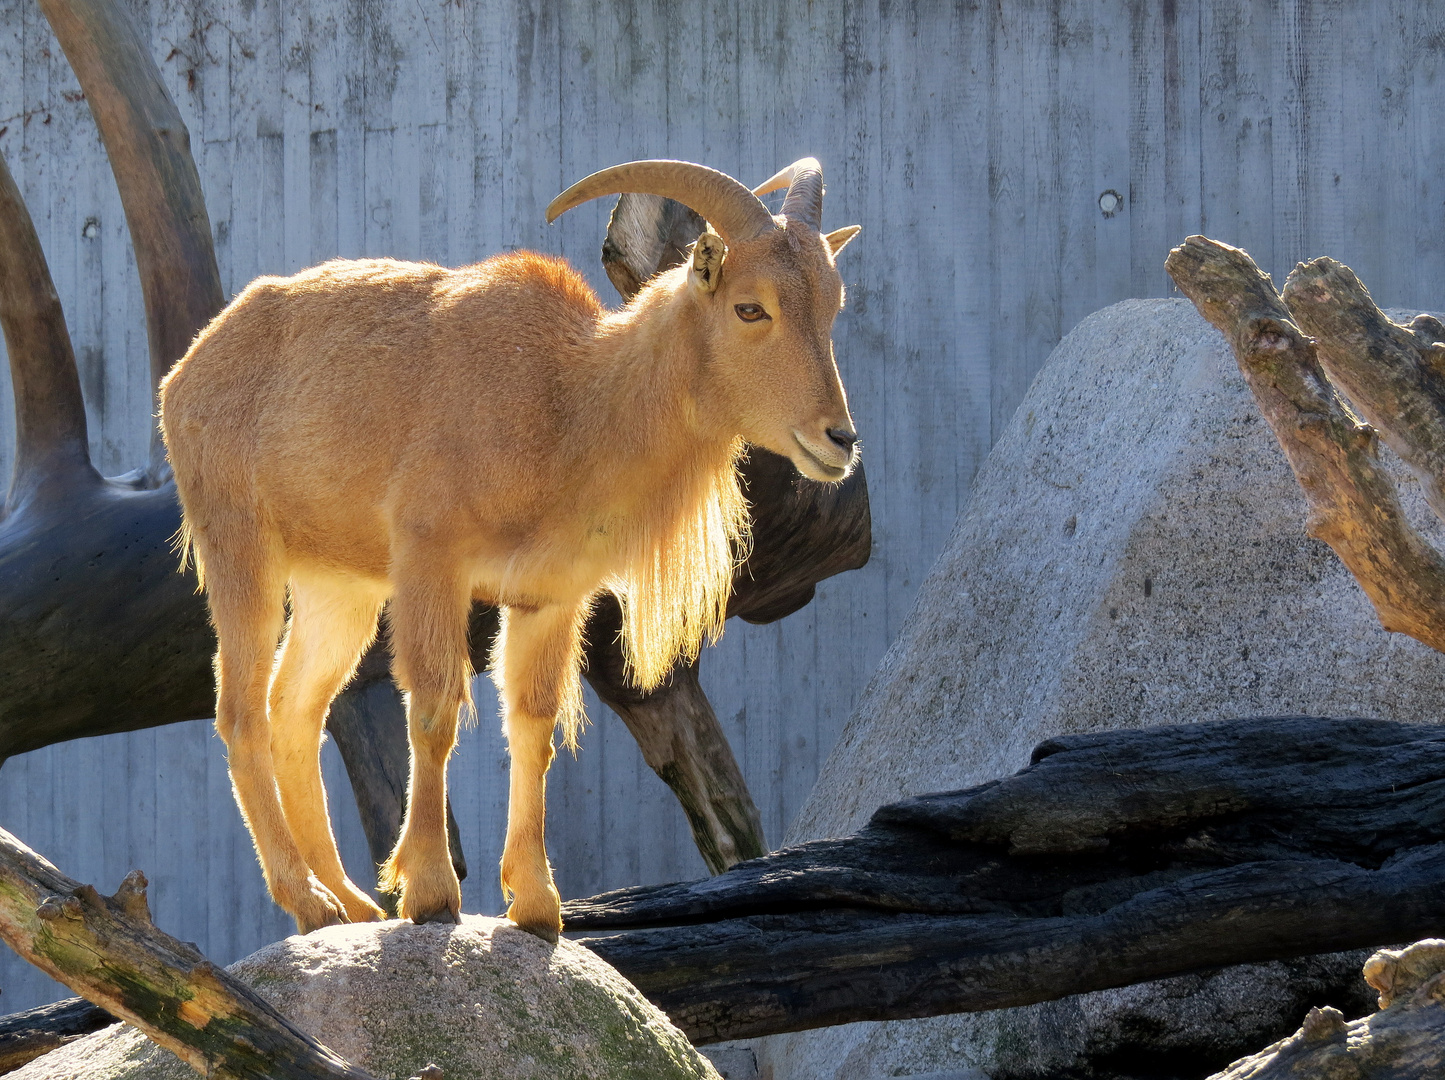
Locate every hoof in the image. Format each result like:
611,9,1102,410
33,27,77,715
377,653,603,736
396,872,462,926
505,894,562,943
514,918,560,944
286,875,348,935
411,904,462,926
335,880,387,923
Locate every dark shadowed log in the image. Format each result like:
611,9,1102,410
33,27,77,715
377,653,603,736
37,0,224,480
0,996,116,1074
561,717,1445,1043
0,0,222,758
0,153,97,513
0,134,213,754
581,598,766,873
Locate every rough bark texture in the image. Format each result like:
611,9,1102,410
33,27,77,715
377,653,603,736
1208,940,1445,1079
0,0,222,759
582,599,766,873
1284,260,1445,523
563,716,1445,1044
1166,236,1445,654
0,828,376,1080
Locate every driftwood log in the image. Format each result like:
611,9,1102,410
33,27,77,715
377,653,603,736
9,715,1444,1060
0,0,869,882
0,828,384,1080
1164,237,1445,1078
0,997,113,1074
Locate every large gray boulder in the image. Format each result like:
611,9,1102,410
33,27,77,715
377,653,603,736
12,916,720,1080
757,298,1445,1080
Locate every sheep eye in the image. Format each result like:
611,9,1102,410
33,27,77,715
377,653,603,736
734,303,769,322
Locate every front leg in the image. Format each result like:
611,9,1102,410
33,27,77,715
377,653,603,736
494,602,587,942
380,563,474,924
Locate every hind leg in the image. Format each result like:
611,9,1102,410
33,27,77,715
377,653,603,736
380,556,472,924
270,571,389,924
204,528,347,934
495,602,586,942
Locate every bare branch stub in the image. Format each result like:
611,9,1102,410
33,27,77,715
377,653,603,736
1166,235,1445,654
0,827,376,1080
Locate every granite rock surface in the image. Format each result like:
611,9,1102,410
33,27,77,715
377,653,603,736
11,915,720,1080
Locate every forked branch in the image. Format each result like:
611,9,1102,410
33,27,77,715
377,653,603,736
1166,236,1445,653
1283,258,1445,521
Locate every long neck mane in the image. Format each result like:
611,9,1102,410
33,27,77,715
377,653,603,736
573,268,749,692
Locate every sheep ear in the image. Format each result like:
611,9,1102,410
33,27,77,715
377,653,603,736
691,231,726,293
825,225,861,256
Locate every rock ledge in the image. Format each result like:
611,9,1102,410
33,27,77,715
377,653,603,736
11,915,719,1080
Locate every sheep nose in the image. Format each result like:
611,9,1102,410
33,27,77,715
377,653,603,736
827,427,858,453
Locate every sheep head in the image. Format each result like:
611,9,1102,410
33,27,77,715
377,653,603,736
547,158,862,483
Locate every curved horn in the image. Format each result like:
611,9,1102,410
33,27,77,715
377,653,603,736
547,160,776,245
753,157,824,231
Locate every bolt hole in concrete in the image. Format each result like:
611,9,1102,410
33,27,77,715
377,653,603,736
1098,189,1123,217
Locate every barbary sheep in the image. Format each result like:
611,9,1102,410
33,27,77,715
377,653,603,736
159,158,860,939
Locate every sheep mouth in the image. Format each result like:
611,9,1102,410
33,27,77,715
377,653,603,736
792,431,851,482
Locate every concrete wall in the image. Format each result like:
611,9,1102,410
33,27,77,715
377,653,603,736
0,0,1442,1009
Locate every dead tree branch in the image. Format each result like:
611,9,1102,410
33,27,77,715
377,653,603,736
1284,259,1445,522
563,716,1445,1044
0,827,376,1080
0,997,115,1074
37,0,224,480
1165,236,1445,653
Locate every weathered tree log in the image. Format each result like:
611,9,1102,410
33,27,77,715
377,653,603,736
1209,940,1445,1078
561,716,1445,1043
0,829,379,1080
38,0,225,481
1166,236,1445,654
580,599,765,873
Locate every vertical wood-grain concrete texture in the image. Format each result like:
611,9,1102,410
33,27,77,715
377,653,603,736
0,0,1442,1011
